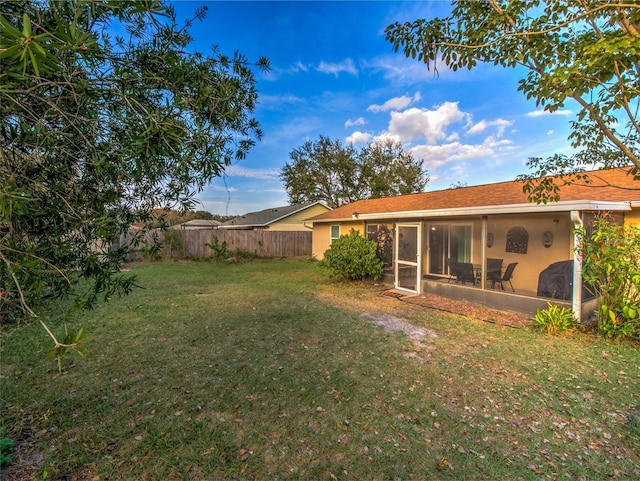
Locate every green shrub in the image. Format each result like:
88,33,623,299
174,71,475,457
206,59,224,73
533,302,580,335
575,212,640,340
321,230,384,281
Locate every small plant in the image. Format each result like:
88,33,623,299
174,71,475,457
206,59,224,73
206,237,230,260
321,229,383,281
533,302,580,335
46,327,89,373
0,428,13,468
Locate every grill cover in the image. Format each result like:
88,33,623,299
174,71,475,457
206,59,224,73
537,260,594,300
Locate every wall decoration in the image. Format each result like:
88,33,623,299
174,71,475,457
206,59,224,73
506,226,528,254
542,231,554,248
486,232,494,248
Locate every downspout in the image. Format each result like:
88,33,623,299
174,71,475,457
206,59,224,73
570,211,583,321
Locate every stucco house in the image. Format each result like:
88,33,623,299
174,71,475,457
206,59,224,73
221,202,330,231
308,168,639,321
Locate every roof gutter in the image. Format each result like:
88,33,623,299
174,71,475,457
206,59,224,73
346,200,631,221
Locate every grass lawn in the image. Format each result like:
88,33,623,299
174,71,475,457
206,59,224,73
1,258,639,480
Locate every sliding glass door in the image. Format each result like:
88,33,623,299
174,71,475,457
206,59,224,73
427,224,472,277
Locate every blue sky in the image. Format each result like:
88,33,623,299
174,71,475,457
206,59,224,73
172,1,577,215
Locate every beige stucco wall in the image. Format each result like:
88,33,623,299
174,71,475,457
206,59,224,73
474,213,573,294
312,221,364,259
267,204,331,232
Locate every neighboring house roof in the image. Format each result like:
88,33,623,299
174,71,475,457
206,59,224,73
173,219,221,229
309,168,640,222
222,202,329,229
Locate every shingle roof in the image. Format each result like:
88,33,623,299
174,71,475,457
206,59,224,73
222,202,326,228
309,168,639,222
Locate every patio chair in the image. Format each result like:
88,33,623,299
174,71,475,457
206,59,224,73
499,262,518,292
455,262,477,286
486,258,503,289
446,257,458,283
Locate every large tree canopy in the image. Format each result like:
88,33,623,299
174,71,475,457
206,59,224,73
0,0,269,335
385,0,640,202
280,136,428,208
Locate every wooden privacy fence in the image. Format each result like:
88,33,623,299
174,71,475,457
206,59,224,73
119,229,312,260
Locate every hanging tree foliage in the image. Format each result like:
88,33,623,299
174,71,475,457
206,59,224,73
0,1,270,351
385,0,640,202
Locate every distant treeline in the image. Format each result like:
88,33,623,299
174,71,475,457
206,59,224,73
151,209,235,227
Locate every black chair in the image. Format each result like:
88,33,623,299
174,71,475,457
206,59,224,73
446,257,458,283
499,262,518,292
486,258,503,289
455,262,477,286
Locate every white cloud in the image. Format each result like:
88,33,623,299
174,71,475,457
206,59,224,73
526,109,572,117
410,137,514,171
316,58,358,77
224,165,281,181
292,61,309,73
387,102,470,145
363,54,445,85
367,92,421,113
346,131,372,144
372,132,403,145
547,129,554,135
258,94,305,107
345,117,366,128
466,118,513,137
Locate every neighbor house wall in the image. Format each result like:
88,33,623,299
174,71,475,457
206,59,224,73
312,220,364,260
625,207,640,226
268,204,331,231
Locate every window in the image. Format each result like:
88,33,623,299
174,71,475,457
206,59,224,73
366,223,379,241
330,225,340,243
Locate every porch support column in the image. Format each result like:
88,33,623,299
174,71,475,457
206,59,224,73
481,215,488,290
570,211,583,321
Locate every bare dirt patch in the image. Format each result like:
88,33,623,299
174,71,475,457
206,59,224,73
360,311,439,360
360,312,438,340
400,293,533,329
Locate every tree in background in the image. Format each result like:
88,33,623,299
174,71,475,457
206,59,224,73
0,0,269,350
280,136,428,208
385,0,640,202
150,209,233,227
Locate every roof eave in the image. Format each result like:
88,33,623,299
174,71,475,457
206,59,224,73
313,200,632,223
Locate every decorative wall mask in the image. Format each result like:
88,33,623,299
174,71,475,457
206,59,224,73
487,233,494,248
542,231,553,248
506,226,528,254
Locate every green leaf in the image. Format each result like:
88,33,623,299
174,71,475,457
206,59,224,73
22,12,32,38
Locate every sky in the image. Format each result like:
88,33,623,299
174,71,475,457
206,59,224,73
171,0,578,215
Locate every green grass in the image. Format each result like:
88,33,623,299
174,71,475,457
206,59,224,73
1,258,639,480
